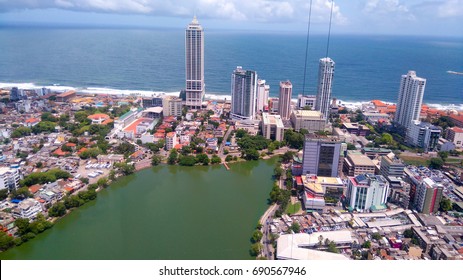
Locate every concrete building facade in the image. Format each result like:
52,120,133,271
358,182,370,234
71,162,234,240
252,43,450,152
0,167,20,192
256,79,269,113
162,96,183,117
315,57,335,122
302,134,342,177
261,113,285,142
297,94,316,109
394,71,426,130
290,110,326,133
278,80,292,120
445,127,463,149
380,156,405,178
414,178,443,214
185,16,205,109
346,174,390,211
343,153,376,177
407,121,441,152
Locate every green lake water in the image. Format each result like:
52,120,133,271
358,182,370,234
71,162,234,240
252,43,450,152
0,158,277,260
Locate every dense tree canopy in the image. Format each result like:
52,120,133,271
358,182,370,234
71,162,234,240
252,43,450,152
20,169,71,187
284,130,304,150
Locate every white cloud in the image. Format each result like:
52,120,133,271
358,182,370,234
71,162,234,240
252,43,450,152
362,0,415,21
437,0,463,17
0,0,347,25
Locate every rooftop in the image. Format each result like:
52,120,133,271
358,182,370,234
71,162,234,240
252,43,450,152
57,90,76,98
87,113,110,120
143,107,163,114
348,153,375,166
292,110,324,118
262,113,284,127
449,127,463,133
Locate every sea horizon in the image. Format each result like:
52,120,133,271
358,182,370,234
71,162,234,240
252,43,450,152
1,27,462,107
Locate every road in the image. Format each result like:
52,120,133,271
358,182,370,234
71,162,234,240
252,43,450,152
259,171,284,260
260,203,278,259
218,125,234,160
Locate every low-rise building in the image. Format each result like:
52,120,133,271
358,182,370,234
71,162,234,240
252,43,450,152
24,117,40,127
290,110,325,132
97,154,125,164
346,174,389,212
297,94,316,109
55,90,76,102
162,95,183,117
342,123,370,136
261,113,285,142
142,97,163,108
363,112,390,124
165,132,177,150
437,137,455,152
343,152,376,176
362,147,392,160
379,155,405,177
407,121,441,152
0,167,20,192
87,113,111,125
299,174,345,210
12,198,43,219
445,127,463,149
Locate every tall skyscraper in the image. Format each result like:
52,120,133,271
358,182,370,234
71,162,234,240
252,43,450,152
302,133,342,177
10,87,20,101
394,70,426,130
256,79,269,113
315,57,335,122
278,80,292,120
185,16,205,109
231,66,257,120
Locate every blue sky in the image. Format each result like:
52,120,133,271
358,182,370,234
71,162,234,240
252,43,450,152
0,0,462,36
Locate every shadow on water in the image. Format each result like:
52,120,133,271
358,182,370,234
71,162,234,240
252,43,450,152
229,160,260,176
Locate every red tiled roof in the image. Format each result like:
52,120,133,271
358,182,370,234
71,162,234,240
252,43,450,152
53,148,69,156
371,100,386,107
450,115,463,123
174,144,183,150
66,142,76,147
29,185,41,194
25,118,40,123
123,118,150,133
88,113,110,120
101,119,113,125
450,127,463,133
77,147,87,154
130,150,144,158
58,90,76,97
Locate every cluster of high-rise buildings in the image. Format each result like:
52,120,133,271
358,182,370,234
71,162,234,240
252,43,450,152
183,16,334,140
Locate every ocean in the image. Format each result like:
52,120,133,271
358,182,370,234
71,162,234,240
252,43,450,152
0,27,462,108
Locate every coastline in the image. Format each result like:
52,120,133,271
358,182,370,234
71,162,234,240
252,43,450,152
2,81,463,111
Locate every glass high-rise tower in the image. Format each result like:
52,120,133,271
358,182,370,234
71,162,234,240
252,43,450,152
315,57,335,122
230,66,257,120
185,16,205,109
